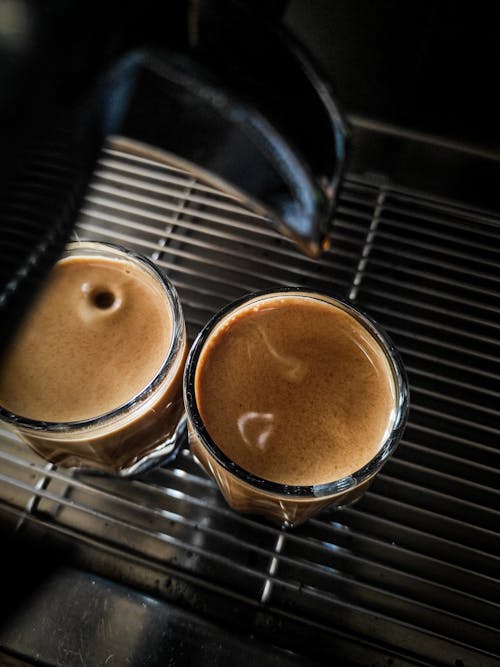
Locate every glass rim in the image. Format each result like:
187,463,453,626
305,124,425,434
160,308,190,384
0,240,185,433
184,287,409,499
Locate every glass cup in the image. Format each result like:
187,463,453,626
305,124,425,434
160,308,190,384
0,241,187,476
184,288,409,527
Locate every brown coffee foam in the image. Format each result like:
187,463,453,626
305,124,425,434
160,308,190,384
0,256,173,422
195,296,395,486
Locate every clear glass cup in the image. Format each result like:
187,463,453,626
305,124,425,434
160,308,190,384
0,241,187,476
184,288,409,527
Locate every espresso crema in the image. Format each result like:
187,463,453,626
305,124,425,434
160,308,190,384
0,255,173,422
195,296,395,486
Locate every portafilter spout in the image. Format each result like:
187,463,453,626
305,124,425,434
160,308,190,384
93,42,348,260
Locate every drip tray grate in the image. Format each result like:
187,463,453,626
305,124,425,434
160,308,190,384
1,136,500,666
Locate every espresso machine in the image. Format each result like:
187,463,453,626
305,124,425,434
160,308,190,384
1,2,500,665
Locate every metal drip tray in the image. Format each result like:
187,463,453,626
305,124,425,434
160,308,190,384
1,132,500,666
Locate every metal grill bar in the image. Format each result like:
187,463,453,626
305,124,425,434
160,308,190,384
372,236,500,279
336,220,500,281
383,196,500,232
102,147,242,200
81,201,362,266
410,384,500,420
348,172,500,222
158,462,500,554
405,421,500,454
378,214,500,255
349,189,385,299
155,468,500,598
13,461,55,533
383,322,500,364
94,169,269,218
400,439,500,486
79,209,355,286
98,156,241,201
409,402,500,436
340,198,500,251
376,471,500,528
342,507,500,577
88,184,275,232
78,222,267,286
406,364,500,398
77,224,258,291
383,460,500,519
305,515,500,589
369,301,500,345
362,270,500,318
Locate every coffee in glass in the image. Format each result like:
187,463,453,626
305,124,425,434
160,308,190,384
184,288,408,526
0,242,187,475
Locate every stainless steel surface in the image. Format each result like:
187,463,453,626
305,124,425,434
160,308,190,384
0,567,314,667
1,135,500,665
